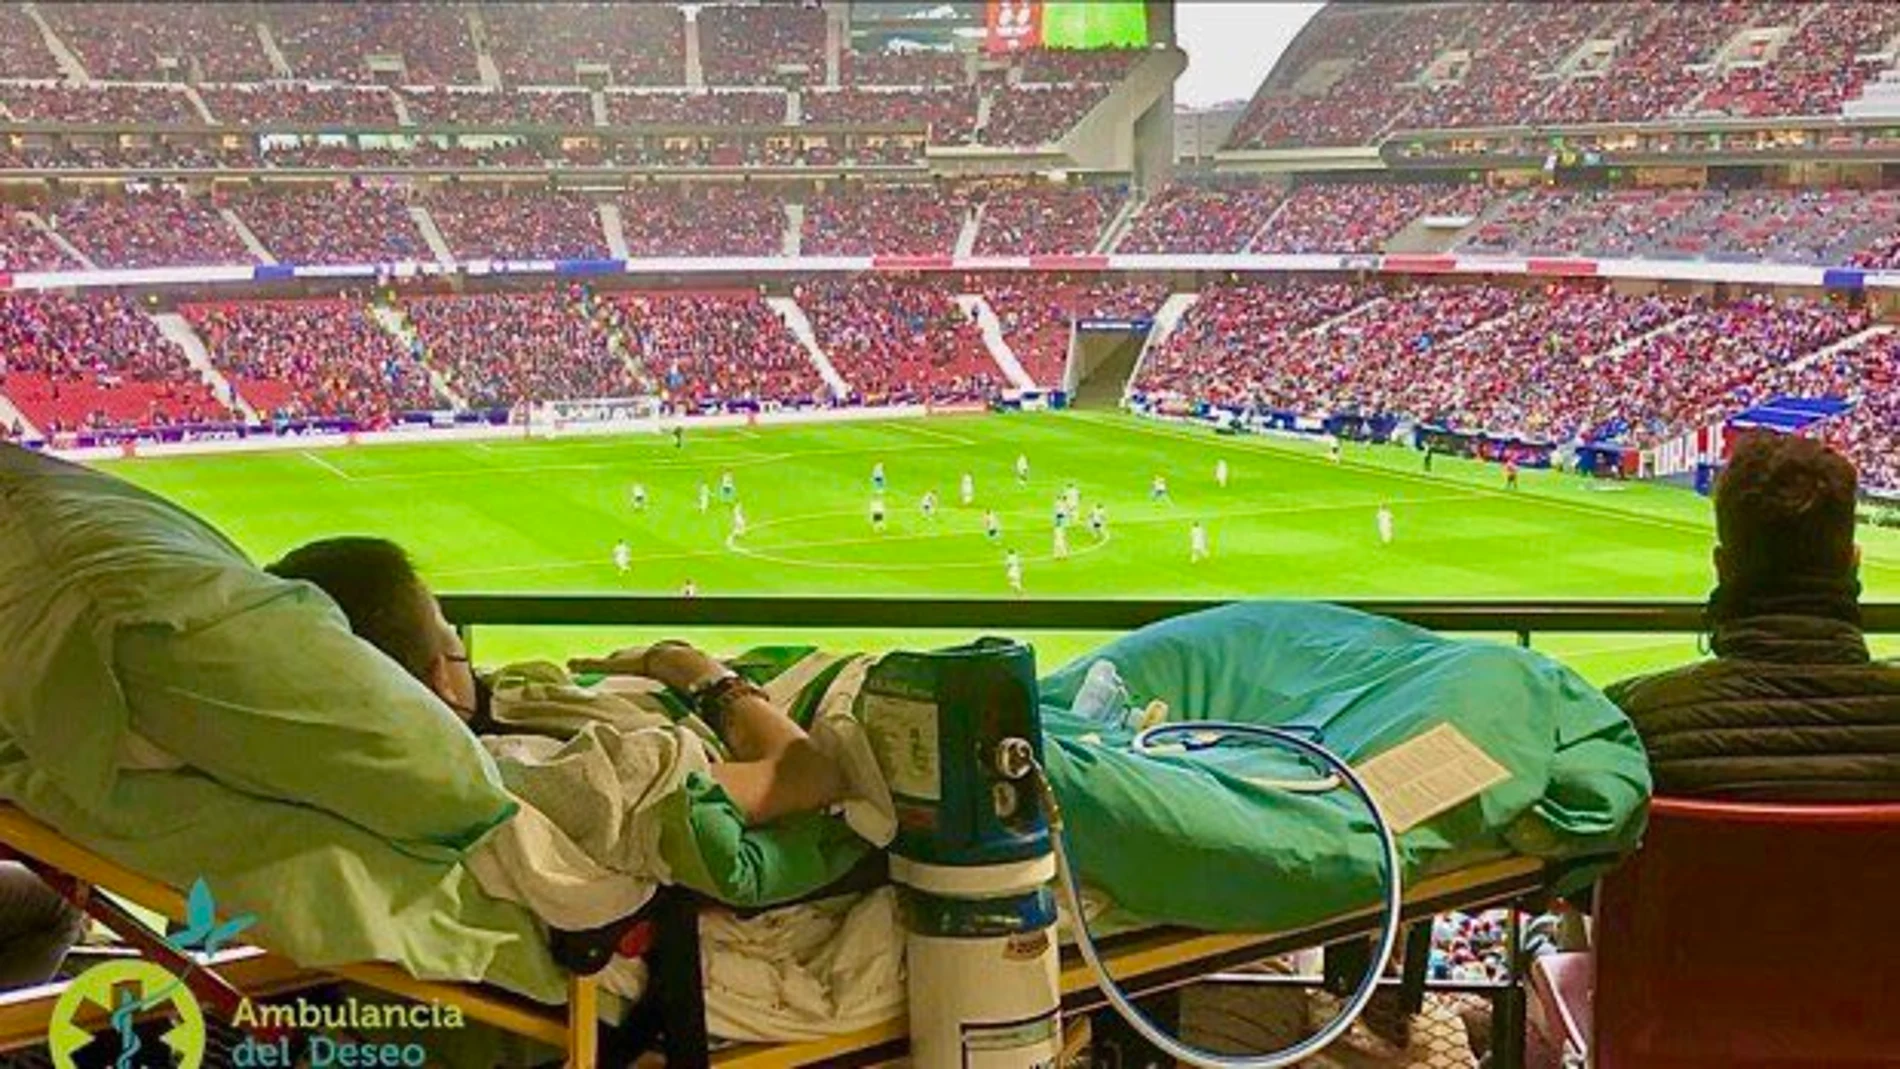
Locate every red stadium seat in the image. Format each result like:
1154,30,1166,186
1592,797,1900,1067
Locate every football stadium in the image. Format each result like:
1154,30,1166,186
0,2,1896,1067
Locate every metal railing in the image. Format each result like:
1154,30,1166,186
442,596,1900,653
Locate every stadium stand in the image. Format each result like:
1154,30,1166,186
598,291,829,410
842,50,965,87
983,278,1170,388
697,3,826,87
973,182,1124,256
425,187,608,262
797,276,1000,405
399,88,595,128
1700,2,1900,119
40,2,273,82
1118,181,1283,254
982,84,1111,146
402,290,633,408
0,207,78,272
265,3,480,85
802,184,967,257
801,88,980,144
0,6,63,78
182,300,440,425
1256,182,1494,255
229,186,432,266
198,85,401,128
0,294,231,435
1020,47,1147,85
0,84,197,125
1461,185,1900,265
47,190,254,269
619,184,785,258
1134,280,1382,409
481,2,686,87
608,90,787,127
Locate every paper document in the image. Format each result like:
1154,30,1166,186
1353,722,1510,833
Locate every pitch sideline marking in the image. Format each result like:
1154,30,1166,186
299,451,353,481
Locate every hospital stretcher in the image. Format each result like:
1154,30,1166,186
0,802,1555,1069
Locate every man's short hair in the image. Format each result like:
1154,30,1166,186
1714,434,1858,585
266,537,440,681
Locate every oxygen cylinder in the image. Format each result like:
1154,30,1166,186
859,639,1060,1069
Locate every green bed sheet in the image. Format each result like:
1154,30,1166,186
1034,602,1652,933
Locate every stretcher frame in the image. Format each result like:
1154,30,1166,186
0,802,1552,1069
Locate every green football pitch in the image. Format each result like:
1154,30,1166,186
98,411,1900,684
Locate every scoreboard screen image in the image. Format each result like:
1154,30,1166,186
1042,1,1149,48
987,0,1148,51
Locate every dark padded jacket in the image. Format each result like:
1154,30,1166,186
1605,613,1900,802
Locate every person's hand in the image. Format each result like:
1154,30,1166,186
569,640,725,693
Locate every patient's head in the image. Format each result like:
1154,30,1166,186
266,537,478,720
1713,434,1859,595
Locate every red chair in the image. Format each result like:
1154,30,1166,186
1593,797,1900,1067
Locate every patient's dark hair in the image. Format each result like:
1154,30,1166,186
266,537,440,681
1714,433,1858,586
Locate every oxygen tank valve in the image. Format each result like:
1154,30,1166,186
993,737,1035,781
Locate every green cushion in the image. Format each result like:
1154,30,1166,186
0,445,515,858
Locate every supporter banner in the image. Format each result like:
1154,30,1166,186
1381,254,1459,275
1076,317,1153,333
1524,258,1599,278
0,254,1861,292
985,0,1042,53
10,265,257,291
0,270,11,291
556,259,626,276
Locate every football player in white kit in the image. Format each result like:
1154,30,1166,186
697,482,711,513
1189,521,1209,563
1377,504,1394,546
630,483,648,511
1015,454,1030,484
984,509,1001,541
870,496,887,533
1215,459,1229,488
730,503,748,539
613,539,632,575
959,472,975,506
1005,549,1024,595
1052,522,1069,560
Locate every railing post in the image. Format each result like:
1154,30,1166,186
1517,630,1531,650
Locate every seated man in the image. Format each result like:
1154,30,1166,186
1606,434,1900,800
266,537,847,828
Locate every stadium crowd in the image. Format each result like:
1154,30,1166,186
43,2,274,82
599,291,829,410
797,276,1000,405
1,85,197,126
1255,183,1495,255
426,187,608,262
198,86,400,128
697,4,826,87
482,3,685,87
843,50,965,87
802,184,966,257
619,185,785,257
608,91,787,127
0,294,230,436
266,3,479,85
400,88,595,128
983,278,1170,388
47,189,252,269
1118,182,1284,255
402,290,633,409
981,85,1111,147
228,186,431,265
0,208,77,272
801,89,979,143
183,300,440,426
973,183,1125,256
